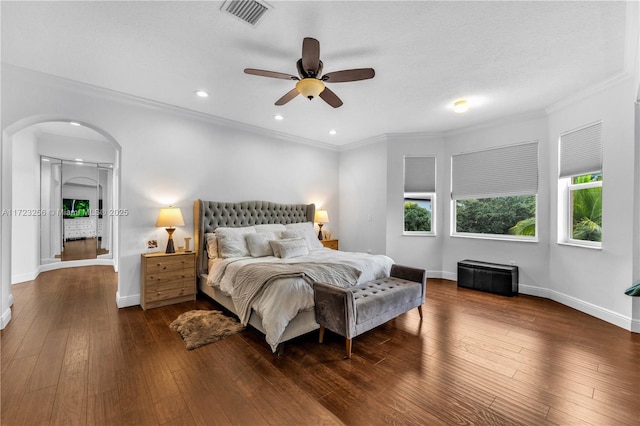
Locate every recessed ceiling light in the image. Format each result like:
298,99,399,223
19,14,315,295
194,90,209,98
329,130,337,136
274,114,284,121
69,121,81,126
453,99,470,113
75,158,83,162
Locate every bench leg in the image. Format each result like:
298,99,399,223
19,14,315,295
418,305,423,319
346,338,352,359
319,325,325,343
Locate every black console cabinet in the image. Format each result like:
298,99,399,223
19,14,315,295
457,259,518,297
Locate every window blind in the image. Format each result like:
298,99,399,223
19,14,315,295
404,156,436,193
559,122,603,178
451,141,539,200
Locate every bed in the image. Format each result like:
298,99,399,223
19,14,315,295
194,199,393,352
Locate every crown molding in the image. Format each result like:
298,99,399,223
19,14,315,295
443,109,548,138
3,64,339,152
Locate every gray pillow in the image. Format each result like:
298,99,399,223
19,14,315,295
215,226,256,258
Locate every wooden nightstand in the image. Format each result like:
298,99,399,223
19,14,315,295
321,239,339,250
140,251,196,310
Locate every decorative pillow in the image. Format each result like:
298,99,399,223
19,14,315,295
215,226,256,258
284,222,324,249
269,238,309,259
245,232,276,257
205,233,218,259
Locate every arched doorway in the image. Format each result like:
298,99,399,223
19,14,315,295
1,117,121,329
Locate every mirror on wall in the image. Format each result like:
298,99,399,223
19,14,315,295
40,156,113,263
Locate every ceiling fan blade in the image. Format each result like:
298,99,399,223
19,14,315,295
322,68,375,83
275,88,300,106
244,68,299,80
301,37,321,75
319,87,343,108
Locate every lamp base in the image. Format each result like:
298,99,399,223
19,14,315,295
165,227,176,253
317,224,323,240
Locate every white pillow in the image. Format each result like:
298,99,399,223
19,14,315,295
284,222,324,249
255,224,286,239
215,226,256,258
245,232,276,257
269,238,309,259
205,233,218,259
255,224,286,232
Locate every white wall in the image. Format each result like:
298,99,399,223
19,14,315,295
385,133,446,277
339,138,387,255
11,128,40,283
1,66,339,312
548,77,637,328
442,114,551,288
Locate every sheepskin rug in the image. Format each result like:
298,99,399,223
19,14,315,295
170,310,245,350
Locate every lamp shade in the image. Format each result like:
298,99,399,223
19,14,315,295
296,78,325,100
314,210,329,224
156,206,185,228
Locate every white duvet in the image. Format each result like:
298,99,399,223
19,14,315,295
206,247,393,351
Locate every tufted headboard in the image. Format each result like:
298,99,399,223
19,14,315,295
193,199,315,276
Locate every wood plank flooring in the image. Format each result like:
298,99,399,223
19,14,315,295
2,266,639,425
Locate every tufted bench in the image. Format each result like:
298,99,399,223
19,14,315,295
313,264,426,358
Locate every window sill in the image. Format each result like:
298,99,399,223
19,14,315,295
403,232,436,237
556,241,602,250
451,233,538,243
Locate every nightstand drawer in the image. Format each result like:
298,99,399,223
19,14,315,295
146,270,195,283
321,239,339,250
146,281,195,303
145,256,195,274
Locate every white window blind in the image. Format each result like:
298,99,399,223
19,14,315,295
559,122,603,178
404,156,436,193
451,141,539,200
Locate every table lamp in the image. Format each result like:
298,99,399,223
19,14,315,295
314,210,329,240
156,206,185,253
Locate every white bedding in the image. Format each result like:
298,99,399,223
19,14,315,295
206,247,393,351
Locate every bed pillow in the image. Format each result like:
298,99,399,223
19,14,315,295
269,238,309,259
205,233,218,259
254,224,287,239
284,222,324,249
215,226,256,258
245,232,276,257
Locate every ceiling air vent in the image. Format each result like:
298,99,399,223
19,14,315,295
221,0,272,27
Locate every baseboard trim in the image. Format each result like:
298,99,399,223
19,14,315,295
116,291,140,308
1,307,12,330
518,284,635,332
11,271,38,285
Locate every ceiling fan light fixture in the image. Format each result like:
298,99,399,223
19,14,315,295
453,99,470,113
296,78,325,100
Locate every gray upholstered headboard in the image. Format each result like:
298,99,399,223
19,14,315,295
193,200,315,276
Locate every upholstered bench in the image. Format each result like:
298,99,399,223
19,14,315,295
313,264,426,358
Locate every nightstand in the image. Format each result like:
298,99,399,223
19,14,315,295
321,239,339,250
140,251,196,310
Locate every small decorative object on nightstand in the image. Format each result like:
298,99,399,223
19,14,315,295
321,239,339,250
140,251,196,309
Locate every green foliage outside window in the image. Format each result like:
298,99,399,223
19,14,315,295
570,174,602,242
456,195,536,236
404,201,431,232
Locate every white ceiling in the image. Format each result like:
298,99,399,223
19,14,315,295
1,1,633,147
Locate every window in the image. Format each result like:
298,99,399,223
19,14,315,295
451,141,539,239
404,156,435,235
559,122,603,247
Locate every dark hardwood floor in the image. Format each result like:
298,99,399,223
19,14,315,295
2,266,639,425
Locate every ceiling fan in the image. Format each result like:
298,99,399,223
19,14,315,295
244,37,375,108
